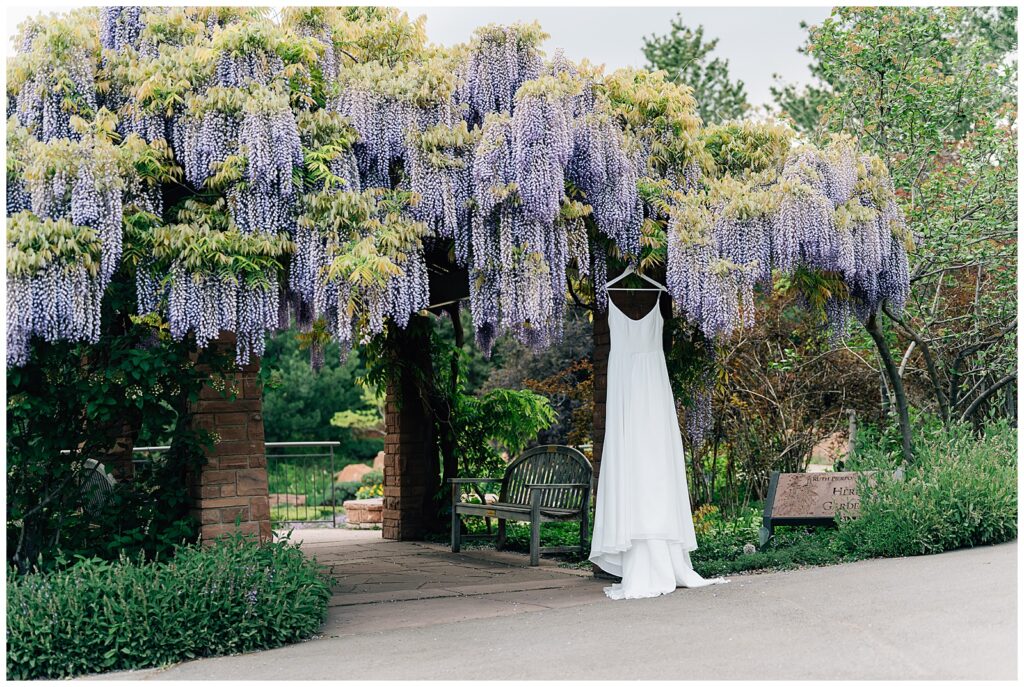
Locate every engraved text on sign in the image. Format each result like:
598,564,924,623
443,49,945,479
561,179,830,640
770,472,874,519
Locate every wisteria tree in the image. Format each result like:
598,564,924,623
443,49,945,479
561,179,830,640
6,7,913,485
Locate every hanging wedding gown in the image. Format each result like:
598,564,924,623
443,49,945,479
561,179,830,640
589,291,729,599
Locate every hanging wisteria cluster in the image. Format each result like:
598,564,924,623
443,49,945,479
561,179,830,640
11,13,99,143
211,22,286,89
286,109,362,366
329,58,462,189
6,213,105,366
668,135,911,345
666,131,912,442
99,6,144,53
297,189,431,354
172,89,242,189
567,111,643,258
6,122,33,214
165,266,281,365
138,206,294,365
228,88,303,234
458,23,546,126
15,129,125,283
406,121,477,262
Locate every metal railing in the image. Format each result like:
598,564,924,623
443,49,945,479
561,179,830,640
265,441,343,528
128,441,346,528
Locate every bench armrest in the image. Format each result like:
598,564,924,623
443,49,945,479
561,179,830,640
525,483,589,490
449,478,500,485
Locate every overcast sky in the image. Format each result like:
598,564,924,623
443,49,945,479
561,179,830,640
413,6,830,109
6,5,830,109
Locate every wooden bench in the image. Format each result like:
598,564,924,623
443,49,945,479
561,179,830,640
449,445,592,566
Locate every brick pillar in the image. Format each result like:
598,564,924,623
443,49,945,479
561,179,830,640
382,384,431,540
382,317,438,540
105,420,138,483
187,333,272,543
591,288,666,576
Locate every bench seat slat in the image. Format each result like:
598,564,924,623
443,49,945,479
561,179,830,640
455,502,580,520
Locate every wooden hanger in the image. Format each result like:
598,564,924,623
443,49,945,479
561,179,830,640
603,264,667,292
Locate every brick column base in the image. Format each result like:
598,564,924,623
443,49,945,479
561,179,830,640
187,333,271,544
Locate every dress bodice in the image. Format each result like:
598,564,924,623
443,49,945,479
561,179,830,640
607,296,664,355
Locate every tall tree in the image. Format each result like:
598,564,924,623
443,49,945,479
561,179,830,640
773,8,1018,137
642,15,749,124
773,7,1018,451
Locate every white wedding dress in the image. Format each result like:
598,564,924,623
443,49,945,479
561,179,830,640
589,291,728,599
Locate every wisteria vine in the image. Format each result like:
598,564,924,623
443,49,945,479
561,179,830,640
6,4,912,455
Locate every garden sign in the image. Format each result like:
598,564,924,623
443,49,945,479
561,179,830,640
758,471,878,549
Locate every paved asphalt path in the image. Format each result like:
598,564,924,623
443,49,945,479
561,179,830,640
88,540,1017,680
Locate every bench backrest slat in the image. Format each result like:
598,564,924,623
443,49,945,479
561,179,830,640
500,445,591,510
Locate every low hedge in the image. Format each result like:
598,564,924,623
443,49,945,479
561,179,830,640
836,420,1018,558
6,530,333,680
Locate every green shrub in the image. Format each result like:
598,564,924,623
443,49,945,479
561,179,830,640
308,481,361,507
6,314,219,572
694,525,849,577
836,420,1018,558
6,530,333,680
360,469,383,487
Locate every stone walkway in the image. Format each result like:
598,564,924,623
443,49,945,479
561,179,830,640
287,528,601,636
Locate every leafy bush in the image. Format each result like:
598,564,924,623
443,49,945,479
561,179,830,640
308,481,361,507
835,420,1018,557
6,531,332,680
360,469,383,487
447,386,559,479
5,304,220,572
